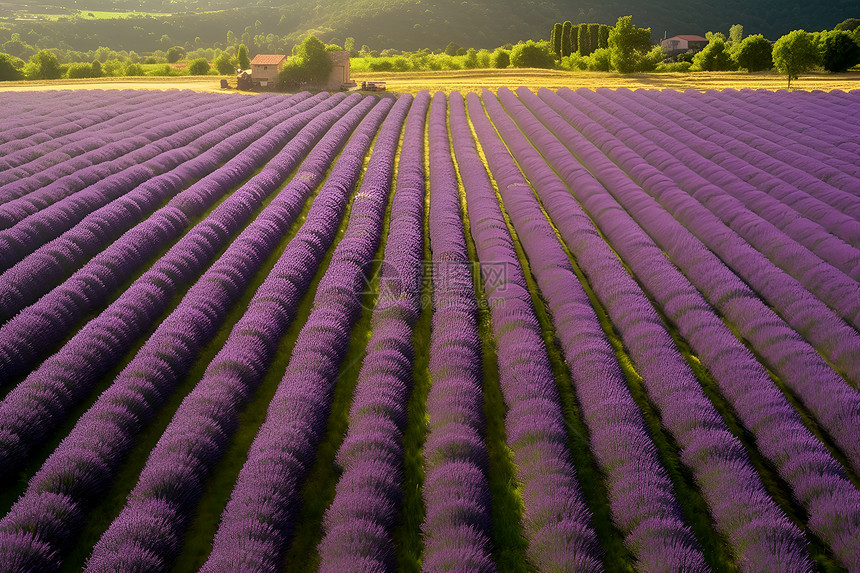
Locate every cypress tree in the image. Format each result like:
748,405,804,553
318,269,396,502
561,21,573,57
571,25,579,53
598,24,610,49
552,22,563,57
578,24,591,55
588,24,600,54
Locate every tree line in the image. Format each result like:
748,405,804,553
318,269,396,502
684,23,860,88
1,16,858,87
550,22,612,58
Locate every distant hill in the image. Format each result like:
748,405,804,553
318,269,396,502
2,0,856,52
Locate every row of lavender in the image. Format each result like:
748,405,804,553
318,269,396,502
0,87,857,572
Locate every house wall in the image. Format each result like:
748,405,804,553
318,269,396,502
661,38,689,52
326,51,351,90
251,62,283,86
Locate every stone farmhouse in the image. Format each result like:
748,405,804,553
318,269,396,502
249,54,286,88
246,51,351,90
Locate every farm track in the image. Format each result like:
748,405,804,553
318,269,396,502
0,87,858,572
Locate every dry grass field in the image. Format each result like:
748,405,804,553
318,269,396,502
1,68,858,95
352,68,860,93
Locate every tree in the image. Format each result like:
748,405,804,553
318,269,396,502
608,15,653,73
560,21,572,58
295,35,332,81
91,60,102,77
734,34,773,71
464,48,478,69
729,24,744,45
588,23,600,55
344,37,356,55
444,42,462,56
0,53,24,81
66,62,93,78
124,62,145,76
578,24,591,55
834,18,860,31
821,30,860,72
280,35,332,86
692,37,737,71
588,48,612,71
166,46,185,63
188,57,211,75
214,52,235,74
552,22,563,58
598,24,610,49
237,44,250,69
773,30,821,88
492,48,510,69
2,34,34,60
24,50,62,80
510,40,556,68
94,46,111,62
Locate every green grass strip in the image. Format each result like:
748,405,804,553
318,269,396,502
0,157,261,516
464,110,628,569
169,159,360,572
282,140,395,573
392,116,432,573
57,149,324,573
451,115,530,573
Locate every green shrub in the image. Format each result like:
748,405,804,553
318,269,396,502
102,58,124,76
149,64,176,76
734,34,773,71
0,52,24,81
368,59,394,72
821,30,860,72
608,16,654,73
691,37,737,71
188,58,211,75
124,62,145,76
166,46,185,63
66,62,93,78
656,61,693,72
560,53,589,70
492,49,510,69
587,48,612,71
510,40,555,69
24,50,62,80
444,42,461,56
213,52,236,75
464,48,479,69
392,56,410,71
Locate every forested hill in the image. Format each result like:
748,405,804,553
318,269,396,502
3,0,856,52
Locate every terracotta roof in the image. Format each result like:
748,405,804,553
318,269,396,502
250,54,286,65
667,35,708,42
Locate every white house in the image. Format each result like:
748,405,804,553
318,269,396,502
660,35,708,55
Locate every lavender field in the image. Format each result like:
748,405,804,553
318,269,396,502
0,86,858,573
